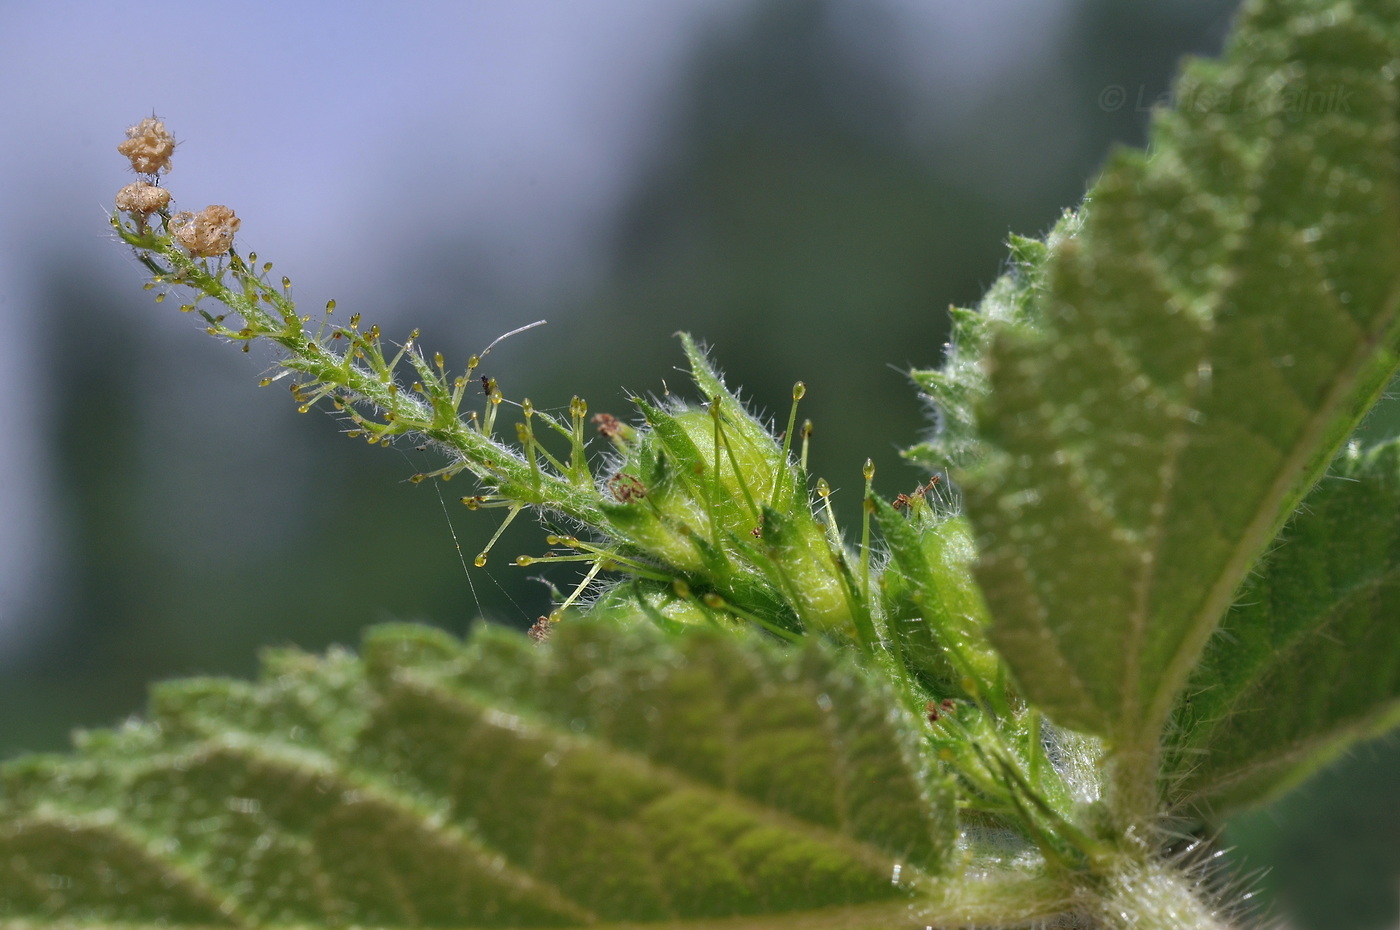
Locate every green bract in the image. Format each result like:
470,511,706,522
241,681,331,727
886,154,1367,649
8,0,1400,927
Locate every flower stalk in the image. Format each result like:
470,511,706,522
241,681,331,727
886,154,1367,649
109,118,1230,929
111,151,887,650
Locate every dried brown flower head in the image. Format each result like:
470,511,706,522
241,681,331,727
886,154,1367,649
170,205,241,257
592,412,623,437
118,118,176,175
114,181,171,216
527,616,553,644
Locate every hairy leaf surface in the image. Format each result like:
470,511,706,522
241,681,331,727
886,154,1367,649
957,1,1400,752
1165,438,1400,817
0,621,954,928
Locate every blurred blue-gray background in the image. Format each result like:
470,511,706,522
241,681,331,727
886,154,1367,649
0,2,1395,926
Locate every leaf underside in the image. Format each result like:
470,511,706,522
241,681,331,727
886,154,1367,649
958,0,1400,748
1165,438,1400,818
0,621,954,928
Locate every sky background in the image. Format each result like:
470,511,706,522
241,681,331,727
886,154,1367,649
0,0,1073,652
1,2,1395,927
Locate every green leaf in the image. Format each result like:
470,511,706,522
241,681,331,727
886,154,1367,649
0,621,955,928
957,3,1400,760
1165,438,1400,818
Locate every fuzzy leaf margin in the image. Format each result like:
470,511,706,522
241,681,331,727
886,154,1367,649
907,229,1065,472
0,620,956,929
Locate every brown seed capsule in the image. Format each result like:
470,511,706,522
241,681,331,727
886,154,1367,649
170,205,241,257
118,118,176,175
114,181,171,216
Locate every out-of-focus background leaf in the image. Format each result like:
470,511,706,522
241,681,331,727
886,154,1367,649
0,1,1394,926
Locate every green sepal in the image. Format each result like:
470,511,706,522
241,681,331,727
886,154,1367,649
632,397,709,498
759,504,864,640
874,497,1001,707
